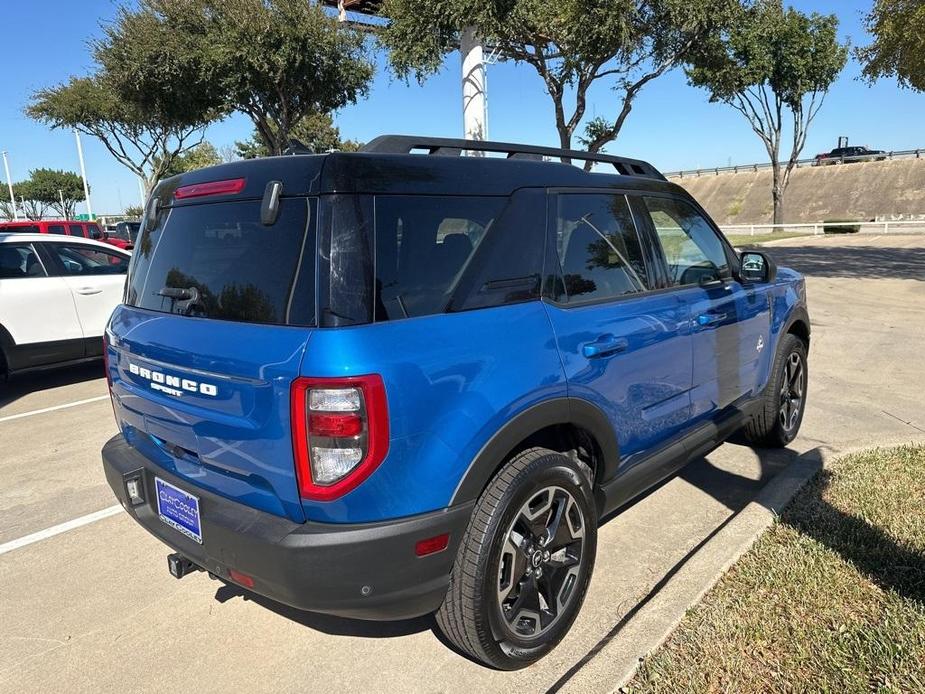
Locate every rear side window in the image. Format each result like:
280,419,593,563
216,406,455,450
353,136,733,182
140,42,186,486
126,198,314,326
0,244,44,279
552,193,649,303
0,224,40,233
48,224,66,235
318,193,545,326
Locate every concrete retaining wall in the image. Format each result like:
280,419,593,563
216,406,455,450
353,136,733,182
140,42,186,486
671,157,925,225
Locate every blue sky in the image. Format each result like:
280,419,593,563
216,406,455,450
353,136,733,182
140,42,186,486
1,0,923,214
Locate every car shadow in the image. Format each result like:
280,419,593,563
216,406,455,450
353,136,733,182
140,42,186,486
211,583,435,639
760,244,925,281
0,360,105,409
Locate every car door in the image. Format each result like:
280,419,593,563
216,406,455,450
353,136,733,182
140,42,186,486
638,195,771,423
543,191,693,469
42,242,129,352
0,242,85,368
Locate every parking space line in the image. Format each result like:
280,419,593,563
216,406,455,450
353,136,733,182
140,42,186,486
0,395,110,424
0,505,122,556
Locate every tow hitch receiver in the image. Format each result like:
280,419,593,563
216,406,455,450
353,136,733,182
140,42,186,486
167,553,200,579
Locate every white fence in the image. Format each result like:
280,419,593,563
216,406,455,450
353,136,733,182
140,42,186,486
721,220,925,236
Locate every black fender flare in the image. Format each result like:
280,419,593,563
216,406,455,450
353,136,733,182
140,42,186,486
782,305,811,344
0,324,15,372
450,397,620,505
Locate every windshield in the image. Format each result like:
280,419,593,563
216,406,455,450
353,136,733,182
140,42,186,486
125,198,315,326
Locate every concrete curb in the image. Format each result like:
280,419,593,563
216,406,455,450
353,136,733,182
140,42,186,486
551,438,925,693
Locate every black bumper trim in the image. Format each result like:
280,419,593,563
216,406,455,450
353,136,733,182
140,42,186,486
102,435,473,620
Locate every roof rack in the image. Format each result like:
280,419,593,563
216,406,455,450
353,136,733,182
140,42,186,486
360,135,666,180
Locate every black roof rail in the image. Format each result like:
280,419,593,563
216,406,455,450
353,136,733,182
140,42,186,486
360,135,666,180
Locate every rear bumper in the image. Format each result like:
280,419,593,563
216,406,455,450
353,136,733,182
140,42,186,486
102,435,473,620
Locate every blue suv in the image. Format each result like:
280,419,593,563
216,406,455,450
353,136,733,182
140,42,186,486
102,136,809,669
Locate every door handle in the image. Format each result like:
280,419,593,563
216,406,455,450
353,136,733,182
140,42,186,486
582,335,629,359
696,312,727,328
76,287,103,296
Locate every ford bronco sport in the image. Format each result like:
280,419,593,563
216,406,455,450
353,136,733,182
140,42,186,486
102,135,809,669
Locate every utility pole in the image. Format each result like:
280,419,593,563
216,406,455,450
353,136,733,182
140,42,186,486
59,189,65,218
460,27,487,146
137,176,147,207
74,129,93,219
2,150,18,220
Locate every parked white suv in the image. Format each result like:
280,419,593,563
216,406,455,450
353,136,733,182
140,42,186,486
0,233,130,378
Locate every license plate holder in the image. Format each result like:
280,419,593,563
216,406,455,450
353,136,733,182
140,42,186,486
155,477,203,544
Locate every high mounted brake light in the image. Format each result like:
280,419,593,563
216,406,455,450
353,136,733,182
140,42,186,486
291,375,389,502
174,178,246,200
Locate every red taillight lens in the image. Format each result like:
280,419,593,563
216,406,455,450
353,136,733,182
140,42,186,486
308,413,363,438
174,177,246,200
291,375,389,502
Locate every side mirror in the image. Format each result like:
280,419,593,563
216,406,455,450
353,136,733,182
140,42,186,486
739,251,777,283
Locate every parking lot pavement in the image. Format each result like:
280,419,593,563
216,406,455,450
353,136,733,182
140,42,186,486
1,235,923,693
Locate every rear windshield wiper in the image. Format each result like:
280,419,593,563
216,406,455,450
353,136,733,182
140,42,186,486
157,286,201,315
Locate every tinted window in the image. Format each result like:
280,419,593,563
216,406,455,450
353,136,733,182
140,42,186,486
0,244,44,279
126,198,313,326
87,224,103,240
48,224,66,235
373,195,507,321
49,244,129,275
644,197,729,286
69,224,85,237
553,193,649,303
0,224,40,233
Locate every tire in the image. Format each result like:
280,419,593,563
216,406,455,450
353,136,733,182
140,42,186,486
745,333,808,447
436,447,597,669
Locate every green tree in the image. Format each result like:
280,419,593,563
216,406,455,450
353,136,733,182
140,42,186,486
380,0,733,165
13,181,52,221
25,169,86,219
124,205,144,218
236,112,362,158
132,0,374,156
154,142,223,178
27,75,214,194
858,0,925,91
687,0,848,224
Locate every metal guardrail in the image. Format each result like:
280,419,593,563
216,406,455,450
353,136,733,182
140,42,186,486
665,149,924,179
721,220,925,236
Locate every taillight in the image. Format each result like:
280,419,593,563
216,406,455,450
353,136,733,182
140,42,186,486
291,375,389,501
174,177,246,200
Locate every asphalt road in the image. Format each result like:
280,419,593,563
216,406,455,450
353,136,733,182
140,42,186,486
2,234,923,693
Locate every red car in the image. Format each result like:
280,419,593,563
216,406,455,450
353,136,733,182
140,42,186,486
0,220,134,251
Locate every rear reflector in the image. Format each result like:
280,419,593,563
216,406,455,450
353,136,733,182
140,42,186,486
309,412,363,438
228,568,255,589
415,533,450,557
174,178,246,200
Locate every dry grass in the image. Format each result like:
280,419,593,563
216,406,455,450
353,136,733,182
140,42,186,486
627,445,925,693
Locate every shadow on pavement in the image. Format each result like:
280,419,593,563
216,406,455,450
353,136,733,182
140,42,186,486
762,244,925,281
212,583,435,638
0,361,105,410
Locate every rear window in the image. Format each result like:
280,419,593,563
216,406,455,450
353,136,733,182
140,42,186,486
0,224,40,233
126,198,314,326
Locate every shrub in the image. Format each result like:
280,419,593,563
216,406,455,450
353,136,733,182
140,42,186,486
823,218,862,233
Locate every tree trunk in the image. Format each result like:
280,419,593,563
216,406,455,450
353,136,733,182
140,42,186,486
557,124,572,165
771,164,784,226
